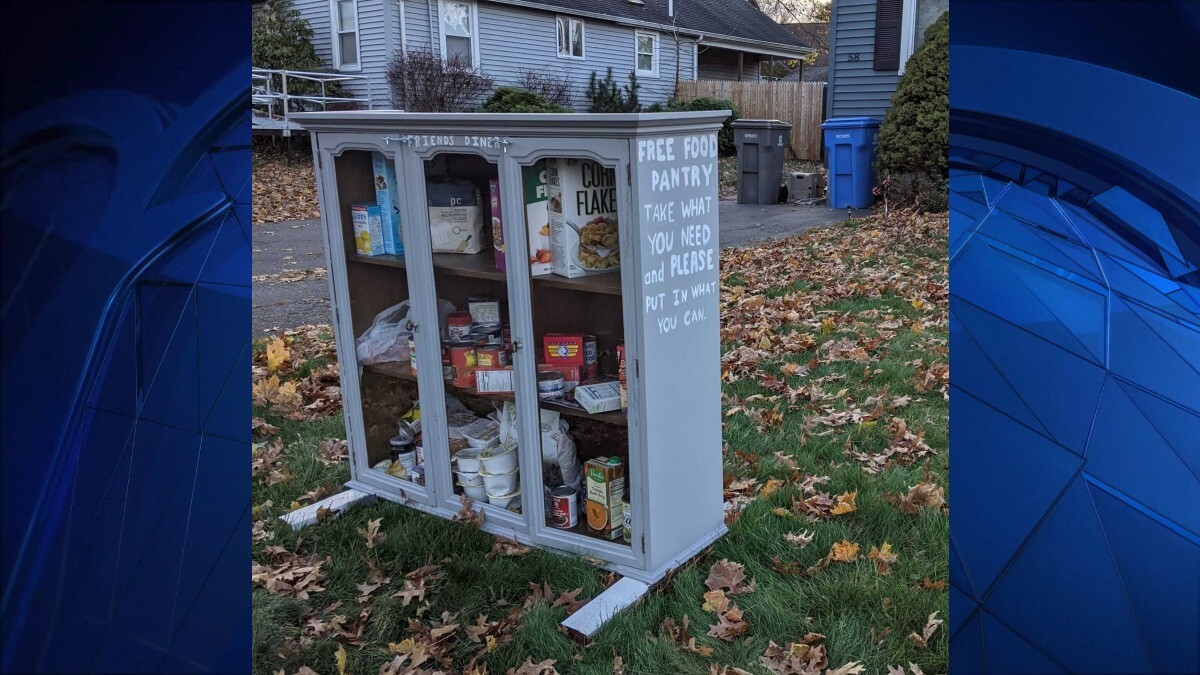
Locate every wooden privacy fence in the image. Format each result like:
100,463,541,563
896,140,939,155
675,80,825,161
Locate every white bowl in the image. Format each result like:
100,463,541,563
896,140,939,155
479,444,518,474
454,447,484,473
461,483,488,502
486,489,521,510
480,466,519,494
456,470,484,487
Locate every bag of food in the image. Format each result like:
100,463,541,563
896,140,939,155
355,301,411,364
427,179,485,254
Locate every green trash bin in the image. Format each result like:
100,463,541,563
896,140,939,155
732,119,792,204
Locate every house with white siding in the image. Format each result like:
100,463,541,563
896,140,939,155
825,0,946,118
277,0,814,108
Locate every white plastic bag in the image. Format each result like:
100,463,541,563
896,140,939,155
355,301,410,365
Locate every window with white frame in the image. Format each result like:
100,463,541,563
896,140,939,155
333,0,360,70
440,0,478,66
557,16,584,58
635,31,658,77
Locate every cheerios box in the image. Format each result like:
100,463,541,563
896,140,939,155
547,158,620,278
371,152,404,255
351,203,384,256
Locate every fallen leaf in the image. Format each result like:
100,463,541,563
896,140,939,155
661,615,714,656
760,478,783,499
702,589,730,613
487,536,532,559
335,643,346,675
783,531,814,548
265,338,290,372
907,611,943,648
508,658,559,674
830,540,860,562
358,518,386,548
868,541,898,575
705,559,756,596
318,439,348,466
830,490,857,515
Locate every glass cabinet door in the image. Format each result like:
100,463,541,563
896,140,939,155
396,140,529,531
320,140,435,506
499,139,642,568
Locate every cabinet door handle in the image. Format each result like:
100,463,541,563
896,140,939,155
405,320,417,332
511,340,522,352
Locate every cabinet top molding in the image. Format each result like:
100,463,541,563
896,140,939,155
296,110,731,136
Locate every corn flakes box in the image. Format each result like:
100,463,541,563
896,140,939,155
547,158,619,278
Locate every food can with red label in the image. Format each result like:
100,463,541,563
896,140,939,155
449,341,477,389
549,485,578,528
583,334,599,379
441,342,455,382
476,345,507,368
448,311,473,341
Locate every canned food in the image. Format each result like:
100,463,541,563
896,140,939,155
537,371,565,400
389,435,410,458
583,334,599,379
477,345,507,368
549,486,578,528
442,342,454,382
622,493,632,544
448,312,473,340
449,341,477,389
463,332,491,347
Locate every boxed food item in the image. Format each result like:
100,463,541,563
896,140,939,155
475,367,514,393
427,179,485,253
585,457,625,540
525,161,553,276
547,158,619,278
371,152,404,255
573,381,622,414
544,333,584,366
489,178,505,271
351,204,384,255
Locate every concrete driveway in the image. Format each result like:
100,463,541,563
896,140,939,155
253,202,872,333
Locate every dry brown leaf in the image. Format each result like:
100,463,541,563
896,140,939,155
760,478,783,499
868,541,898,575
487,536,532,559
893,482,946,515
507,658,559,675
704,559,756,596
702,589,730,613
661,615,714,656
359,518,386,548
454,496,485,527
907,612,943,648
830,490,857,515
265,339,290,373
318,439,348,466
706,603,750,641
783,531,815,548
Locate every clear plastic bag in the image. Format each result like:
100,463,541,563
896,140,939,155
355,301,410,365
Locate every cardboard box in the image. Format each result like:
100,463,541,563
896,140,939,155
573,381,622,414
371,152,404,255
543,333,584,366
475,367,514,393
427,180,485,253
351,203,384,255
525,161,553,276
547,158,620,278
585,457,625,539
489,178,505,271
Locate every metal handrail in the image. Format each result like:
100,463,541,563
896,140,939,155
252,67,375,136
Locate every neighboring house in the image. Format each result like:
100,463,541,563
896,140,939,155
784,22,829,82
280,0,812,108
825,0,946,118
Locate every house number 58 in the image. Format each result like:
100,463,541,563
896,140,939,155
847,53,861,62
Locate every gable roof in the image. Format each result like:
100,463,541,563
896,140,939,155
484,0,813,57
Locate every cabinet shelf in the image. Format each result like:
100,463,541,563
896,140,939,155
362,362,628,426
349,252,622,296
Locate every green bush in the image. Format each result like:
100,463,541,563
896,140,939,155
586,68,640,112
479,87,569,113
252,0,345,104
875,12,949,211
663,97,739,156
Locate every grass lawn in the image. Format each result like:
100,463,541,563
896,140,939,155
251,210,949,675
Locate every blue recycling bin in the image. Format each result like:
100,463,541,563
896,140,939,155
822,117,881,208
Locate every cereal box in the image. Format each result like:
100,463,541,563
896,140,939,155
525,161,553,276
489,178,505,271
351,203,384,256
371,152,404,255
547,158,619,278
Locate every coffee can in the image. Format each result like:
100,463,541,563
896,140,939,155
549,485,578,528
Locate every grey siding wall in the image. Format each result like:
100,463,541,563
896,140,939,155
475,3,690,107
292,0,700,110
292,0,396,108
827,0,899,119
697,47,760,81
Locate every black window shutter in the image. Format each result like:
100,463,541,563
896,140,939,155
874,0,902,71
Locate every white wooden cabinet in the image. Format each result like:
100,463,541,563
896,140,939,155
297,112,727,582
